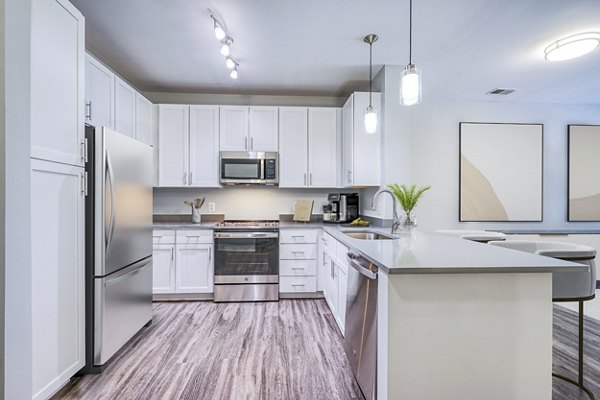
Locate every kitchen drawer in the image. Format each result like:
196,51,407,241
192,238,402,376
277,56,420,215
280,259,317,276
279,276,317,293
176,230,213,244
153,229,175,244
280,229,318,244
280,243,317,260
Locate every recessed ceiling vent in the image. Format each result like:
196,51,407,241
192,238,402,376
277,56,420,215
487,88,516,95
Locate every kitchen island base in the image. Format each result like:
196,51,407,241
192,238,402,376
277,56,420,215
377,272,552,400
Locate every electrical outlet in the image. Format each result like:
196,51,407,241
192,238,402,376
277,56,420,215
208,202,216,212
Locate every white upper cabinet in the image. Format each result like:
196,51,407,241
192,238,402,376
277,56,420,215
114,76,136,138
249,106,278,151
158,105,189,187
219,106,278,151
342,92,381,187
85,54,114,130
279,107,308,187
219,106,249,151
135,93,155,146
189,106,220,187
279,107,340,188
31,0,85,167
308,108,340,187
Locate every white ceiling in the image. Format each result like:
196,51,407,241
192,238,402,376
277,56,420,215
70,0,600,103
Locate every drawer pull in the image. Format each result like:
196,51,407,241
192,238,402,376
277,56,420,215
292,251,305,254
292,267,305,270
292,235,305,238
291,284,305,287
186,235,203,238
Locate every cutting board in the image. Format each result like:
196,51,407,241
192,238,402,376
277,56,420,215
293,200,314,222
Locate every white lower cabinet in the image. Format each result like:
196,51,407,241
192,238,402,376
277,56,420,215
31,159,85,400
279,229,318,294
152,244,176,294
322,231,349,336
176,244,213,293
152,229,213,294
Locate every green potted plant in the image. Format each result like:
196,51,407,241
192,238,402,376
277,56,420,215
387,183,431,229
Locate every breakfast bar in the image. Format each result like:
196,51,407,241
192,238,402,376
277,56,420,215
326,229,586,400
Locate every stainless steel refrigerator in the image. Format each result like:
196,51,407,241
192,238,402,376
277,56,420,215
83,125,153,373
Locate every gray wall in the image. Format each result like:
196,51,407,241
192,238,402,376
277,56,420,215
154,187,340,220
411,100,600,232
5,0,32,398
144,91,345,108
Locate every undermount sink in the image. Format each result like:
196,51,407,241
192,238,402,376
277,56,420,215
342,231,397,240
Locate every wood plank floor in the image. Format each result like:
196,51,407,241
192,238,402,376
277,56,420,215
53,300,600,400
53,300,363,400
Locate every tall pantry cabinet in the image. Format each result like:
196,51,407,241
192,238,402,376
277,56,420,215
30,1,86,399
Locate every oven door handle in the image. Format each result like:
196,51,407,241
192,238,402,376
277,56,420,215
214,232,279,239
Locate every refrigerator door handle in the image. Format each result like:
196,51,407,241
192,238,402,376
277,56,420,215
105,151,116,254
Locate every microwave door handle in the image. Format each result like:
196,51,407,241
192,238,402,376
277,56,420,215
260,159,265,180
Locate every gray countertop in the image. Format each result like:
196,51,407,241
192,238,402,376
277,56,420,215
499,230,600,235
321,227,586,275
152,221,584,275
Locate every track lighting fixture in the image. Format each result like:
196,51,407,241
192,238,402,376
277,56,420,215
211,15,226,40
220,37,233,56
230,67,238,79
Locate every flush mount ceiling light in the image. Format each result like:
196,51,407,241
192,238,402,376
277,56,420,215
400,0,422,106
211,15,226,40
220,37,234,56
544,32,600,61
363,34,379,134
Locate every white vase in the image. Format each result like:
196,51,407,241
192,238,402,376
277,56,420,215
192,208,202,224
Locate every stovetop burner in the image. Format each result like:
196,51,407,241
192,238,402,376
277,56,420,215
213,220,279,230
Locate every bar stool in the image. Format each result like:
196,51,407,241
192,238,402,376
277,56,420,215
488,240,596,399
436,229,507,243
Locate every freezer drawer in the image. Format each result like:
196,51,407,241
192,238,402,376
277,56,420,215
94,257,152,366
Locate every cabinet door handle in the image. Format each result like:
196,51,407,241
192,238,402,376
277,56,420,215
183,172,187,185
250,137,254,150
86,101,92,120
209,250,212,261
347,170,352,184
189,172,193,184
304,173,307,185
81,138,88,163
245,137,248,150
309,173,313,186
171,247,174,261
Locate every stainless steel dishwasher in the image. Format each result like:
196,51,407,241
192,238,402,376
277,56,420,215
345,252,378,400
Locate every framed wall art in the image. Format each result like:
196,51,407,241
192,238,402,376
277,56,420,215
459,122,543,222
568,125,600,221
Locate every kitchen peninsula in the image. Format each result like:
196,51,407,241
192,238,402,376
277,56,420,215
323,228,585,400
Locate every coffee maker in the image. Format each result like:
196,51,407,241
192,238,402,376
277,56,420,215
324,193,359,223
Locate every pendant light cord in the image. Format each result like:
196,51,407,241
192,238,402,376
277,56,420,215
409,0,413,64
369,40,373,106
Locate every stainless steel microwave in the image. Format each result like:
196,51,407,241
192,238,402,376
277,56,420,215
219,151,278,185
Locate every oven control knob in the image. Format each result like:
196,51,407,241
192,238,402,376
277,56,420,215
244,277,248,282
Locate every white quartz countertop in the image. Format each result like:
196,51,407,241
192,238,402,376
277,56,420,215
322,227,587,275
152,220,585,275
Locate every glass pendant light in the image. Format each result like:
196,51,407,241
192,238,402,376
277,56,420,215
400,0,422,105
364,34,379,134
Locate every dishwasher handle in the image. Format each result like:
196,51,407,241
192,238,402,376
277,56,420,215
347,252,378,280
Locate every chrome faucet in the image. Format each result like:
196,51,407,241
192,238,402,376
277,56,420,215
371,188,400,234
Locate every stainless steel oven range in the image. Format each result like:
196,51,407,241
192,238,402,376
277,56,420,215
213,220,279,302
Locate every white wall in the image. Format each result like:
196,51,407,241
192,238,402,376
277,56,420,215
411,100,600,232
360,65,412,220
154,187,343,220
0,0,5,396
4,0,32,398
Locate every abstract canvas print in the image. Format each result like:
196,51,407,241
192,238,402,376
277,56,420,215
460,122,543,222
568,125,600,221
